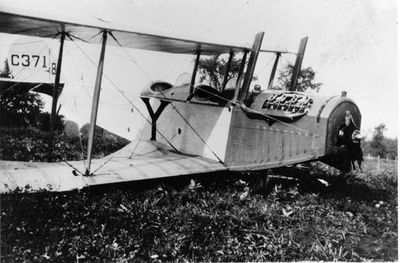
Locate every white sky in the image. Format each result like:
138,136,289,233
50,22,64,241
0,0,398,139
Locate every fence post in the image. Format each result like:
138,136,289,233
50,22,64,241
377,155,380,173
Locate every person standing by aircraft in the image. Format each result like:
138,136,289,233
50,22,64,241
336,111,363,172
350,130,363,172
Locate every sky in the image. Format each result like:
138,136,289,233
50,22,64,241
0,0,398,139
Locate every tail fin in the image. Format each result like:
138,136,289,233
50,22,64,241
288,37,308,91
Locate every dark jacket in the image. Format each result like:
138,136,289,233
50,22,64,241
337,122,363,162
337,122,357,148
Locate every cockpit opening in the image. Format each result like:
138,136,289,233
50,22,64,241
150,82,173,93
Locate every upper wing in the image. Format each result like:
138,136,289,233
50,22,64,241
0,8,250,55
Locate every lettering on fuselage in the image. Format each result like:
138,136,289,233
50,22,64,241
10,54,56,74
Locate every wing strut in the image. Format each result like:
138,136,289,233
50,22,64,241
189,50,201,96
267,52,281,89
86,30,108,175
49,31,65,160
289,37,308,91
237,32,264,103
221,51,234,92
233,51,248,101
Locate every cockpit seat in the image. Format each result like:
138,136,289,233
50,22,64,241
194,84,224,104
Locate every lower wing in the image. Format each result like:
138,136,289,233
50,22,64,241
0,140,227,193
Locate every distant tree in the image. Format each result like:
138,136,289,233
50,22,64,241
0,88,44,128
274,64,322,92
362,125,397,159
198,54,256,91
0,59,44,128
384,137,397,159
0,59,13,78
369,123,387,158
360,136,371,156
198,55,240,91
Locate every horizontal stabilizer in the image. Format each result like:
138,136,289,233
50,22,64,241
0,78,64,97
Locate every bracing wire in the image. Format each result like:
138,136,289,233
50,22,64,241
62,44,88,166
108,32,153,82
90,154,115,175
128,132,144,159
63,44,93,99
90,117,145,175
63,160,85,176
62,37,157,175
66,32,91,43
66,36,145,172
160,91,226,165
70,36,180,153
110,32,226,165
105,72,180,153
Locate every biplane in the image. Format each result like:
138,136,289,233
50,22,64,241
0,7,361,193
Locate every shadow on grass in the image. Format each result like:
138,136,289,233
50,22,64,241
266,173,394,203
58,168,395,204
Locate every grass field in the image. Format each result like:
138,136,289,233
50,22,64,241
1,157,397,262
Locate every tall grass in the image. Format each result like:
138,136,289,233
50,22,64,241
1,158,397,262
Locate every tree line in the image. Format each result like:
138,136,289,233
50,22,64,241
361,123,397,160
197,54,321,92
